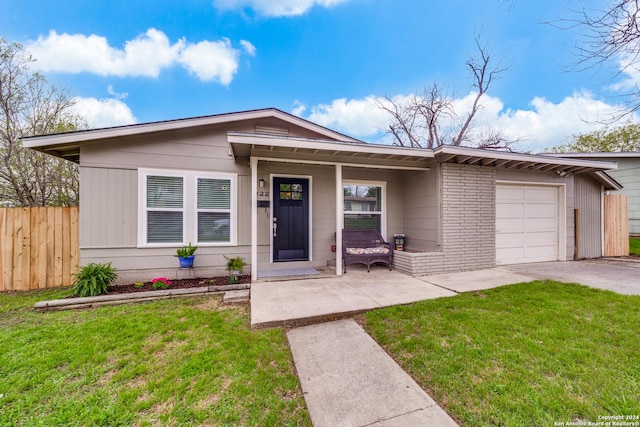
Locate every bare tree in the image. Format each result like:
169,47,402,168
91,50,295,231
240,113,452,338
379,83,454,149
554,1,640,117
379,36,516,151
0,39,83,207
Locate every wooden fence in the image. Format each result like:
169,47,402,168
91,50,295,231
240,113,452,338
604,194,629,257
0,207,79,292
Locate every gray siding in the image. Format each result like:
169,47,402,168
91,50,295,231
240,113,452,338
394,163,496,275
610,158,640,234
77,118,353,282
401,168,439,251
79,166,137,248
560,156,640,234
574,174,603,259
257,162,337,266
606,158,640,234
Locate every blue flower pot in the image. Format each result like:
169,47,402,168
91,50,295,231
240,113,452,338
179,255,195,268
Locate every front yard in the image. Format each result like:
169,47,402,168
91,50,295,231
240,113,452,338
362,280,640,426
2,279,639,426
0,290,310,426
631,237,640,256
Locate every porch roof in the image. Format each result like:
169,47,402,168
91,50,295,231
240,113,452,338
434,146,622,190
228,132,434,170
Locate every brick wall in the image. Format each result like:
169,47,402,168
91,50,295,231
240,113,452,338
393,163,496,275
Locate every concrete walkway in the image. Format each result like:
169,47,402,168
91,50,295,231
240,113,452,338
287,319,459,427
251,267,533,328
251,267,457,328
419,268,534,293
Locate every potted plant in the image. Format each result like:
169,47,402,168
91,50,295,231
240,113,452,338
224,255,247,285
176,242,198,268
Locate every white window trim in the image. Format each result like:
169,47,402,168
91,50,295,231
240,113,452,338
343,180,386,237
138,168,237,248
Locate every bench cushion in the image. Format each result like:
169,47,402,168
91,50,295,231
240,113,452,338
346,246,391,255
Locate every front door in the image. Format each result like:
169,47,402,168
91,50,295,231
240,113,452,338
272,177,309,262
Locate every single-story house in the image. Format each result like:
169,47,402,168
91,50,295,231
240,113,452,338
547,152,639,236
23,108,621,282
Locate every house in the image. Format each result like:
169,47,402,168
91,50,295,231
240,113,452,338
547,152,639,236
23,108,621,282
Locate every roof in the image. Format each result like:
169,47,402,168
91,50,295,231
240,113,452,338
435,145,618,175
20,108,622,188
22,108,361,163
227,132,433,170
545,152,640,159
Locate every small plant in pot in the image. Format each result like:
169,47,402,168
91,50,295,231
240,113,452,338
176,242,197,268
224,255,247,285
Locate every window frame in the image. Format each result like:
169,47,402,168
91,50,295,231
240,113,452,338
342,180,386,237
138,168,237,247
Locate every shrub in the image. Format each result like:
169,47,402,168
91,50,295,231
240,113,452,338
224,256,247,285
224,256,247,273
72,263,118,297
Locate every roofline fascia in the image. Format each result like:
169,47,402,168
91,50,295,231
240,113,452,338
593,171,624,191
435,145,618,170
544,152,640,159
22,108,362,148
228,132,435,158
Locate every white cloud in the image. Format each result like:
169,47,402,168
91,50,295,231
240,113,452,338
305,96,390,136
471,91,632,151
178,39,238,84
213,0,350,17
240,40,257,56
70,97,136,129
298,91,634,152
291,100,307,116
26,29,251,84
107,85,128,100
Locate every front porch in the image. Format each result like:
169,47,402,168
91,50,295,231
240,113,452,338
250,265,457,328
250,264,535,328
228,132,436,281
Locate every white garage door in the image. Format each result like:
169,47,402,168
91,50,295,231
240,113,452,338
496,184,560,265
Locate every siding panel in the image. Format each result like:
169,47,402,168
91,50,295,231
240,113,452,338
80,166,138,248
574,175,602,259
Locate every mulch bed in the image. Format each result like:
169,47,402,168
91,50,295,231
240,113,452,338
105,275,251,295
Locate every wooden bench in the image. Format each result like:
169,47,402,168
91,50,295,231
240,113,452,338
341,229,393,273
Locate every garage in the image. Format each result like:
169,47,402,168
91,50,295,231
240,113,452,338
496,184,561,265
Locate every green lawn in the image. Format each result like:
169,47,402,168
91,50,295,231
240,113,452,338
362,281,640,426
631,237,640,256
0,290,310,426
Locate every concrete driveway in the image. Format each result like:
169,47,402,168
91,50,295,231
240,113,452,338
503,258,640,295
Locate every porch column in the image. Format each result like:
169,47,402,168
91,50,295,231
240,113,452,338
336,164,343,275
251,157,258,281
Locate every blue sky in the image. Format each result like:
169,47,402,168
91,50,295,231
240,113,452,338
2,0,633,151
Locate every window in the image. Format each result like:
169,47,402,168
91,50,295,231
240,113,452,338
197,178,231,242
279,183,303,200
146,175,184,243
343,182,384,233
140,169,236,246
